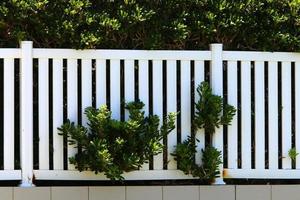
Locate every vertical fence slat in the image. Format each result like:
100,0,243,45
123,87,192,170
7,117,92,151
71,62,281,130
124,60,135,120
255,61,265,169
52,58,64,170
3,58,14,170
67,59,78,170
96,59,106,107
110,59,121,120
139,60,149,170
38,58,49,170
166,60,177,169
227,61,238,169
153,60,163,170
81,59,92,126
180,60,191,142
282,61,292,169
241,61,251,169
268,61,278,169
296,61,300,169
194,60,205,166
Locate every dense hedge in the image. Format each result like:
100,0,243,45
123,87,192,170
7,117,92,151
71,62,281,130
0,0,300,50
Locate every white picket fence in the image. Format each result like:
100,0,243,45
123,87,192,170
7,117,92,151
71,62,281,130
1,41,300,186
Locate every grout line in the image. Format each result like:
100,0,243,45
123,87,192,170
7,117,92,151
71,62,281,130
12,187,14,200
235,185,237,200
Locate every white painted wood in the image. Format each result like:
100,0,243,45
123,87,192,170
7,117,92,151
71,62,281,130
138,60,149,170
180,60,191,142
166,60,177,169
33,49,211,60
0,170,21,180
281,61,292,169
194,60,205,166
0,49,21,58
227,61,238,169
241,61,251,169
3,58,14,170
254,61,265,169
33,170,196,180
223,51,300,62
38,58,50,170
152,60,163,170
224,169,300,179
52,59,64,170
268,61,278,170
81,59,92,127
124,60,135,120
20,41,34,186
210,44,224,183
96,59,106,107
296,62,300,169
110,59,121,120
67,59,78,170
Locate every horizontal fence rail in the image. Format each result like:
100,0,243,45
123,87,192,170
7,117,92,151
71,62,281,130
1,41,300,185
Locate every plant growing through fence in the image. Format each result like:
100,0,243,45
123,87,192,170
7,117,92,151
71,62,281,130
173,81,236,183
58,101,176,180
288,147,299,161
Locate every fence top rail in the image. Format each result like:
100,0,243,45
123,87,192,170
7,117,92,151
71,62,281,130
0,49,21,58
223,51,300,62
32,49,212,60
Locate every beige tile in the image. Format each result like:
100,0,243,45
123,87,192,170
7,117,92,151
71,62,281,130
236,185,271,200
51,187,88,200
0,187,12,200
200,186,235,200
126,186,162,200
89,186,125,200
14,187,50,200
163,186,199,200
272,185,300,200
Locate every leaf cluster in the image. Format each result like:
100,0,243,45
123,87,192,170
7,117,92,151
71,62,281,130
172,136,222,183
58,101,176,180
194,82,236,135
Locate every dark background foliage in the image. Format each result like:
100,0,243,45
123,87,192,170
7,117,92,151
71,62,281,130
1,0,300,50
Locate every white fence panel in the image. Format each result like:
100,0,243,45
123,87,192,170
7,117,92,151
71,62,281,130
3,42,300,184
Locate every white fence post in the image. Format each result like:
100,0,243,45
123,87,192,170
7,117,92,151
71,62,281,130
210,43,225,184
19,41,34,187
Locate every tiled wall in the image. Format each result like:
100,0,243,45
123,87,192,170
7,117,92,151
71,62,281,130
1,185,299,200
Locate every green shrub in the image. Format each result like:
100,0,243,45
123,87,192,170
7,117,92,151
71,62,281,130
58,101,176,180
0,0,300,51
172,136,222,183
